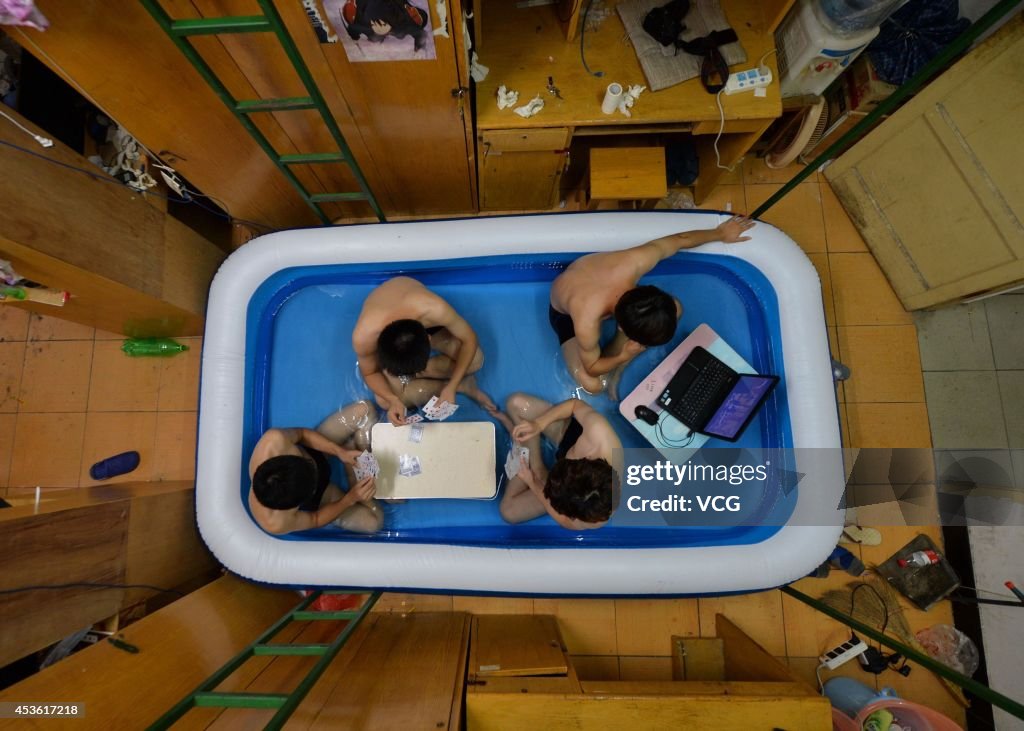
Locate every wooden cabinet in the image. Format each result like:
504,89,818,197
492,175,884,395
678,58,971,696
478,128,570,211
825,15,1024,309
466,614,832,730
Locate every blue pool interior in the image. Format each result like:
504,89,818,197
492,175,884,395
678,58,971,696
242,251,799,548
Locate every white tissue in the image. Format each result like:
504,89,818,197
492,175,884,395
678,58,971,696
496,85,519,110
514,95,545,118
470,51,489,82
433,0,449,37
617,84,646,118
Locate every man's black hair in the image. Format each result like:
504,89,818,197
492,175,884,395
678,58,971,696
253,455,316,510
377,319,431,377
544,458,619,524
614,285,678,346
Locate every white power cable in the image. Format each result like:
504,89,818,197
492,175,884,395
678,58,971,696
0,108,52,148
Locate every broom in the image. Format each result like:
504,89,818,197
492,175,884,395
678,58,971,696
818,572,969,708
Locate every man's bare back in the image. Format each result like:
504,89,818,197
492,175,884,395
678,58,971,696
352,277,489,426
549,217,756,395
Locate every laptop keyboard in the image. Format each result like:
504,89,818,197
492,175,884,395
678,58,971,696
663,358,734,426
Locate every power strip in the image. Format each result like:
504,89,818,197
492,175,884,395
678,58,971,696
819,636,869,670
724,67,772,95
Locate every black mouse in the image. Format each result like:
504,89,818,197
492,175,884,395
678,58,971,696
634,405,660,425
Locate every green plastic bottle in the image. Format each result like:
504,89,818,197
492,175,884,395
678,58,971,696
121,338,189,357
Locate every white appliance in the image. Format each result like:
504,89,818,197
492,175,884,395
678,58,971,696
777,0,880,98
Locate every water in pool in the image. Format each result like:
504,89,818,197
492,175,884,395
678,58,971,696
245,252,793,547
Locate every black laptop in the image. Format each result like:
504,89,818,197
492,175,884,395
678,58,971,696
657,346,779,441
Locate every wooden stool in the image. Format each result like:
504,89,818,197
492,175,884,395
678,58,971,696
588,147,668,210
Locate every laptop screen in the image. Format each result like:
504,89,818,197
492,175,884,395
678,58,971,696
702,375,777,440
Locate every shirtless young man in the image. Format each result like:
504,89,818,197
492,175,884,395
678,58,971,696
496,393,622,530
352,276,494,426
248,400,382,535
549,216,755,397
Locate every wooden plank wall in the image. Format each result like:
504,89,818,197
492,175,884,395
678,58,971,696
0,107,224,336
0,481,219,669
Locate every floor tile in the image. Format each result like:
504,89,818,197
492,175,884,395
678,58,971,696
88,340,161,412
714,162,743,185
808,253,836,327
839,403,850,448
696,183,745,214
846,403,932,448
923,372,1007,449
18,340,92,413
742,156,817,185
829,253,912,326
8,412,87,487
782,564,868,658
157,338,202,411
570,655,619,680
985,294,1024,369
883,657,966,727
820,182,867,253
27,313,95,341
79,412,158,485
618,656,673,681
371,593,454,613
532,599,617,655
996,371,1024,449
451,596,535,615
838,326,925,403
0,341,25,413
0,306,30,342
0,413,15,487
152,411,198,481
746,183,826,254
94,328,125,340
614,599,699,656
912,302,995,372
698,590,787,657
1012,449,1024,489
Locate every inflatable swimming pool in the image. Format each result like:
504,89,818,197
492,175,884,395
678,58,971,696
198,212,844,596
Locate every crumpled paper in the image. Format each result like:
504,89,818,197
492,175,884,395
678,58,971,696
470,51,489,82
514,94,545,118
618,84,646,118
496,84,519,110
433,0,449,37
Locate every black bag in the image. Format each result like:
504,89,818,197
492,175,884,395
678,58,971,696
642,0,690,47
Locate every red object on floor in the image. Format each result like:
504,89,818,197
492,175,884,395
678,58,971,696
301,591,361,611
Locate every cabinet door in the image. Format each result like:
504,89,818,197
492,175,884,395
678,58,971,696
825,16,1024,309
479,128,571,211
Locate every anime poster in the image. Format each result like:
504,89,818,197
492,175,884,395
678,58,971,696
303,0,437,62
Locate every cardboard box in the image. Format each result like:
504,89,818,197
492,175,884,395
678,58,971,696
846,55,897,112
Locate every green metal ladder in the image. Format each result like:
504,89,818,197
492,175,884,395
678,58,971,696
147,590,381,730
141,0,385,224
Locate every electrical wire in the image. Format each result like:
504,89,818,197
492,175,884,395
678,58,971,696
0,109,53,148
0,137,277,232
713,48,777,171
579,0,604,77
654,416,694,447
0,582,185,597
713,89,734,171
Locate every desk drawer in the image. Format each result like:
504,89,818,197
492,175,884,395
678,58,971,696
692,119,769,135
480,127,571,153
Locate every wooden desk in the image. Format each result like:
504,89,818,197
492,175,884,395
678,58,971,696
475,0,782,208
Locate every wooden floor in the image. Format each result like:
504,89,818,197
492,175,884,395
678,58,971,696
0,158,963,725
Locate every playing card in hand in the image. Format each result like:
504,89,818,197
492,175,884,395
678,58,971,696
504,446,530,480
405,413,424,424
353,450,379,480
422,396,459,421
